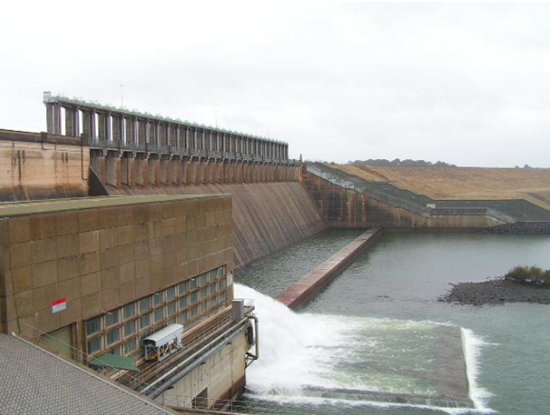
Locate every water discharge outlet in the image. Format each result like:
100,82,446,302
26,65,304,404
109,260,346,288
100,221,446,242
236,284,491,413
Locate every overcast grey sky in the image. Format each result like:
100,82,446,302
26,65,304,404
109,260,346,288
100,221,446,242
1,2,550,166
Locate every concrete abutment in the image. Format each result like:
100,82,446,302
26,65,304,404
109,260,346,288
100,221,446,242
276,227,384,309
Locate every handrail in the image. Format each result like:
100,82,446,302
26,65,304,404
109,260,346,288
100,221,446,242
130,312,235,387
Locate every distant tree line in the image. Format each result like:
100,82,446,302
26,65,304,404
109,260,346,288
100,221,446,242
348,158,457,168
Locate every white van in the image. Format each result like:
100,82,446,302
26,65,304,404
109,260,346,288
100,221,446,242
142,324,184,362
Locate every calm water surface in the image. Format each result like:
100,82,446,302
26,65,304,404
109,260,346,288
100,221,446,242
237,231,550,415
237,228,363,297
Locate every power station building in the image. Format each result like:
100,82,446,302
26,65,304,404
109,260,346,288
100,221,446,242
0,103,261,410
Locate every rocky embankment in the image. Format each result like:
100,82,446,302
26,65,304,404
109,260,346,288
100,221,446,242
440,278,550,306
480,222,550,234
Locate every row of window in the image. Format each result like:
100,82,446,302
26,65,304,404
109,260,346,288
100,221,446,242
85,266,229,357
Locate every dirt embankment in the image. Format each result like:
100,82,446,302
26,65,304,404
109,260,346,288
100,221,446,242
335,165,550,212
440,278,550,306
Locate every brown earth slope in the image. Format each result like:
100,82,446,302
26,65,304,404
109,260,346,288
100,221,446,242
335,165,550,211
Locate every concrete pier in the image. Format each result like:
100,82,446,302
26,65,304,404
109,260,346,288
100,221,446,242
276,227,384,309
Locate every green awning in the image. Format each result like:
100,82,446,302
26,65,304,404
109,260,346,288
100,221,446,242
90,353,140,372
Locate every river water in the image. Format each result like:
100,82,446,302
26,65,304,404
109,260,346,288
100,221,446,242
236,230,550,415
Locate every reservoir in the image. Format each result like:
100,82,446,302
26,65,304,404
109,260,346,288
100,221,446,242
236,231,550,415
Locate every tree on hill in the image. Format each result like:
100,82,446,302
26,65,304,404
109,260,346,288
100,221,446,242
348,159,457,168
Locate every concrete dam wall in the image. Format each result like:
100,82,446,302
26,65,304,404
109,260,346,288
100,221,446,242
0,129,89,201
108,182,326,270
301,163,549,229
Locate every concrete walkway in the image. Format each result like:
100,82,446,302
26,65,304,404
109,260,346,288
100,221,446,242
276,227,384,310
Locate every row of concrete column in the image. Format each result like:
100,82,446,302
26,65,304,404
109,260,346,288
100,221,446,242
45,100,289,161
91,152,300,188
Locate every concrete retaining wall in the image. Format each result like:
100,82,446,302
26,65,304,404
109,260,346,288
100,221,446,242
160,329,248,409
276,228,384,309
0,129,89,201
108,182,326,270
302,164,513,229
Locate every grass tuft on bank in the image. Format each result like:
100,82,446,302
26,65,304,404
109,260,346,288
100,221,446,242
505,266,550,286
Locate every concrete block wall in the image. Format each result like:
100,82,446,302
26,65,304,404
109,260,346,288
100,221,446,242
0,129,89,201
108,182,327,270
0,195,233,337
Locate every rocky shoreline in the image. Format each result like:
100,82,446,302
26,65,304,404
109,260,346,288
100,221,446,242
440,278,550,306
480,222,550,234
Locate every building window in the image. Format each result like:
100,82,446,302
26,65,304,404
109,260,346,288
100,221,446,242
87,336,102,354
139,297,151,313
154,308,164,323
209,283,217,295
124,337,137,355
106,328,120,346
166,301,177,317
105,310,119,328
178,281,187,296
83,265,228,359
166,287,176,302
122,304,136,320
199,274,207,287
153,292,163,307
140,313,151,330
123,320,137,338
86,317,102,336
111,346,122,356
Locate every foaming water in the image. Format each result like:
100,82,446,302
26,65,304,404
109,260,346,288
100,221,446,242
461,329,495,414
235,283,492,414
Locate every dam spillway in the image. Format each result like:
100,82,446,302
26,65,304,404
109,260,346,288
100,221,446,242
235,284,475,412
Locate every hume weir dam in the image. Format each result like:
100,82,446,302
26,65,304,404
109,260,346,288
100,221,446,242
1,93,550,415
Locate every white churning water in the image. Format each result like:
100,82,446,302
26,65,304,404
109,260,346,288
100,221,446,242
235,283,493,414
